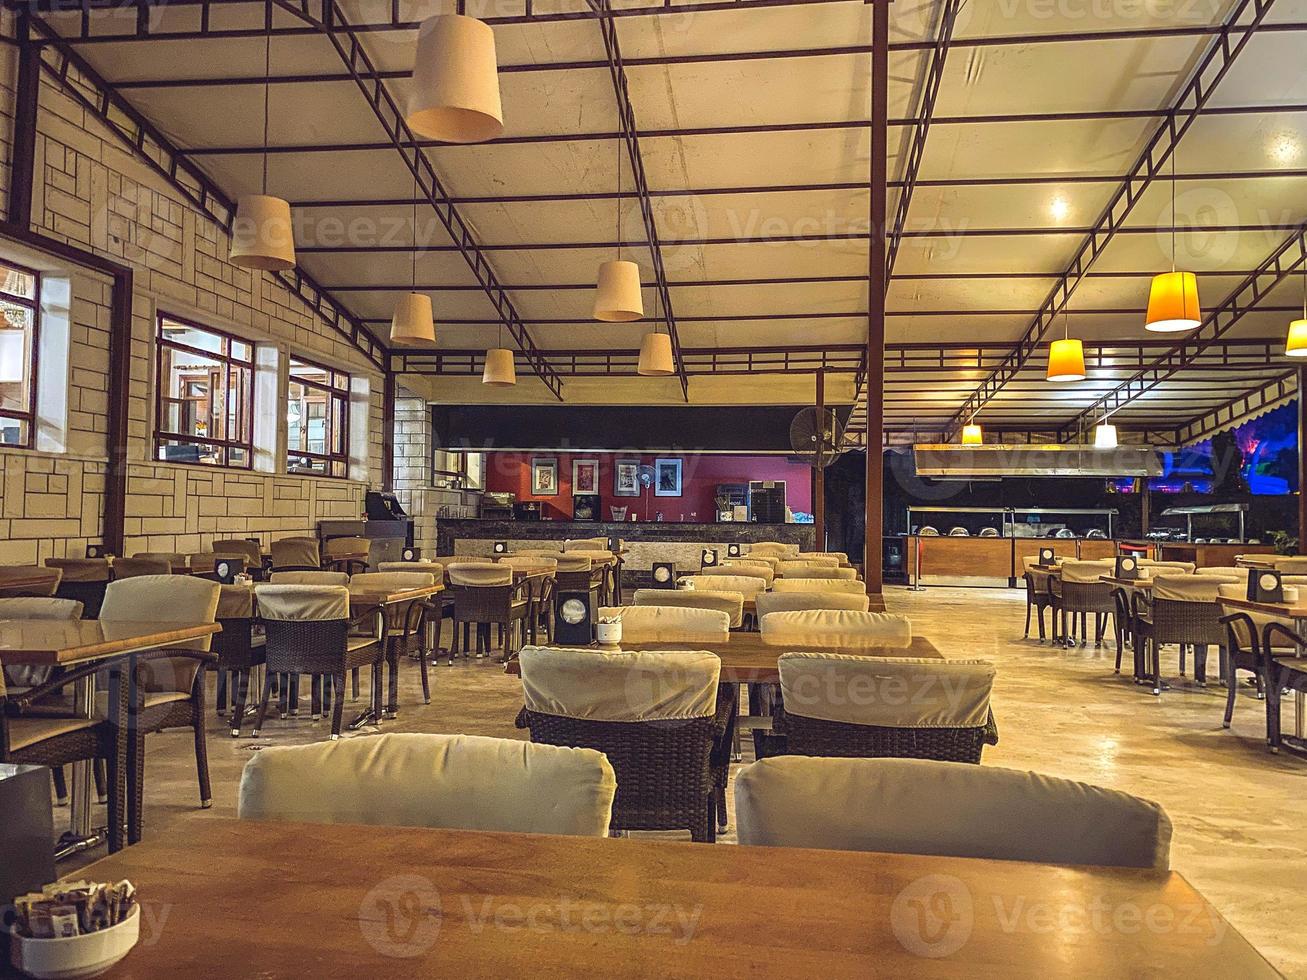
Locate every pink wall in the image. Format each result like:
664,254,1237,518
483,453,814,521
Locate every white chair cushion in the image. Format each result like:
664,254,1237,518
7,715,100,752
449,565,513,586
680,575,765,599
1058,560,1114,584
44,558,111,583
632,589,744,629
0,597,82,619
324,536,369,558
1151,575,1223,602
761,610,912,648
772,578,866,594
1194,566,1247,578
377,561,445,577
269,571,349,586
0,566,62,596
238,733,616,836
500,556,557,570
101,576,220,651
519,645,720,722
699,564,774,586
270,538,320,568
564,538,609,552
778,653,993,727
1269,556,1307,574
216,585,254,619
1137,560,1196,574
348,572,435,592
748,542,800,558
553,555,595,572
734,757,1172,870
599,605,729,643
755,591,870,616
255,584,350,621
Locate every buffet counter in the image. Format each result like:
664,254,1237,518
1154,541,1276,568
437,519,816,576
904,535,1118,588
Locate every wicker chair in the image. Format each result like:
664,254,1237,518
734,757,1171,869
447,565,530,662
212,539,266,579
762,653,998,763
598,605,730,643
99,575,221,830
112,557,173,579
1261,624,1307,753
516,646,732,841
323,536,370,575
500,557,557,645
553,554,605,605
1134,576,1226,695
45,558,112,617
269,537,321,573
1048,560,1115,647
1020,559,1056,642
632,588,745,629
349,571,438,707
564,551,619,604
252,584,385,739
0,564,62,598
211,585,266,738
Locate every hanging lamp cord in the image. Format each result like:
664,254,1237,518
261,24,271,196
1169,147,1177,273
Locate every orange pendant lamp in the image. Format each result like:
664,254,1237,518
1146,152,1200,332
961,423,983,445
1047,308,1085,382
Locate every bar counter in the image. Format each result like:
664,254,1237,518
438,518,816,574
904,535,1119,587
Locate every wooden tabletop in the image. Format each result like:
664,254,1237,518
0,619,222,666
507,633,942,683
0,569,61,595
1218,595,1307,623
1100,575,1153,590
74,817,1271,978
347,584,445,607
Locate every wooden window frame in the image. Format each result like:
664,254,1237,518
0,258,41,450
286,355,350,479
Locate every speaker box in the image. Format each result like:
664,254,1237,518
727,543,742,558
701,548,719,568
1114,555,1139,580
1038,547,1057,567
606,536,619,552
84,544,108,559
493,542,508,555
1248,568,1284,603
554,590,596,645
401,547,421,561
650,562,677,589
214,557,241,584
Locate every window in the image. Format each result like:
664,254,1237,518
0,260,40,448
155,314,254,468
287,356,349,477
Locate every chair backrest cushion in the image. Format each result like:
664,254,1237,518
1151,575,1222,602
112,557,173,579
681,574,764,599
212,539,263,566
553,554,594,573
599,605,730,643
324,536,370,558
778,653,992,727
1193,566,1247,578
761,610,912,648
772,578,866,594
377,561,446,577
734,757,1172,869
632,588,744,628
101,575,221,694
1058,560,1112,584
44,557,111,583
449,565,513,586
255,584,350,622
499,556,557,570
348,572,436,593
1270,556,1307,574
238,733,616,837
698,563,773,585
755,591,870,616
519,645,720,722
0,597,83,619
0,565,62,596
270,537,320,569
216,585,254,619
564,537,608,552
748,542,799,558
269,571,349,586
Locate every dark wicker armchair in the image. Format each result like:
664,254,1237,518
1218,610,1273,730
1134,577,1226,695
516,647,732,842
211,584,266,737
447,566,530,662
1050,562,1115,647
1259,623,1307,753
1022,567,1054,642
759,653,998,764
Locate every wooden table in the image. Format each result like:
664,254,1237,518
505,634,942,684
0,619,221,858
1216,595,1307,746
346,584,445,726
0,568,62,597
74,817,1272,978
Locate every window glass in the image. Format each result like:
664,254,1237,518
0,260,40,448
155,314,254,468
287,356,349,477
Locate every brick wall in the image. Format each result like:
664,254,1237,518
0,32,383,563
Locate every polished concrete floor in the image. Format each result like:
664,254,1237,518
66,586,1307,976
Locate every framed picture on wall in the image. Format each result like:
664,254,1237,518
654,457,682,497
613,458,641,497
572,458,599,495
531,457,558,496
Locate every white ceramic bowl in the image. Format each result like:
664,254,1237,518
596,622,622,646
11,905,139,979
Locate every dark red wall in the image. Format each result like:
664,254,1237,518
483,453,814,521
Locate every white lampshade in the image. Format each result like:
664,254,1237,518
1094,423,1118,449
0,329,25,384
593,260,644,322
229,194,296,270
482,347,516,386
407,14,504,144
637,332,674,376
389,292,435,346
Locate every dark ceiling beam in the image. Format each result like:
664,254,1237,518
271,0,562,399
1059,219,1307,438
177,102,1307,155
942,0,1279,439
19,9,385,371
589,0,687,399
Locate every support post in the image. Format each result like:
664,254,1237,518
9,13,40,228
864,0,889,594
382,370,396,493
1141,478,1151,541
104,269,133,556
814,369,826,551
1299,366,1306,547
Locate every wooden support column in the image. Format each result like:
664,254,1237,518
1140,477,1151,540
104,268,133,556
9,13,40,228
1299,366,1307,546
814,369,826,551
382,369,396,492
864,0,889,594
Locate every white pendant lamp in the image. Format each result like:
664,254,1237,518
407,14,504,144
961,423,983,445
1288,268,1307,357
1145,151,1200,332
1094,423,1118,449
390,192,435,346
594,260,644,322
637,332,674,376
231,32,295,271
482,347,516,386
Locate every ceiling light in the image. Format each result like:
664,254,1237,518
230,34,295,270
1047,337,1086,382
390,292,435,346
1094,423,1118,449
1049,196,1071,222
482,347,516,386
594,260,644,322
407,14,504,144
1268,130,1302,165
961,423,983,445
1145,270,1202,332
637,333,674,376
1289,268,1307,356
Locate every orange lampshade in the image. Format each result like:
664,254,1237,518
1145,271,1201,332
961,423,983,445
1046,337,1086,382
482,348,516,386
1286,319,1307,357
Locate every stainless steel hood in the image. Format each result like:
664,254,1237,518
912,443,1163,478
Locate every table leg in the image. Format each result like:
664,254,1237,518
55,673,107,861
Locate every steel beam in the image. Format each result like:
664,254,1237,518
272,0,561,399
8,12,40,227
942,0,1278,439
864,0,888,593
1062,219,1307,436
588,0,686,399
21,12,386,371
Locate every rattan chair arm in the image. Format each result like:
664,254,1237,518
1262,623,1306,669
983,708,999,746
8,656,129,712
514,705,529,729
348,607,385,637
